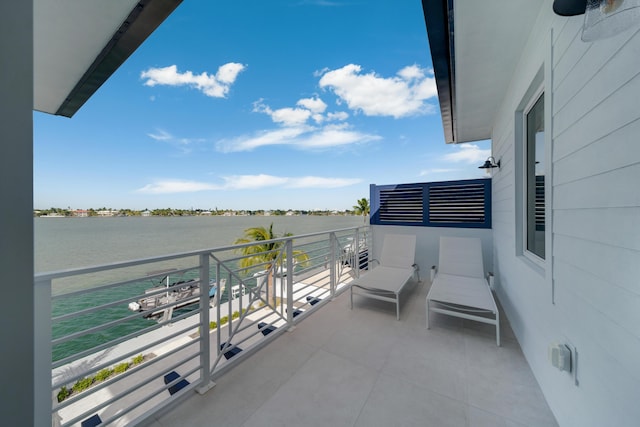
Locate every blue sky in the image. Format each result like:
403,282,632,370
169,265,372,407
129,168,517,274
33,0,490,211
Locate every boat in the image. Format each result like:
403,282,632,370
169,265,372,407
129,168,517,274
128,278,227,321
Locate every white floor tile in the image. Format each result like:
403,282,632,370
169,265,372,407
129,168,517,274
355,373,468,427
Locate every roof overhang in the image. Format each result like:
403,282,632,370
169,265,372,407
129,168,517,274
422,0,544,143
34,0,182,118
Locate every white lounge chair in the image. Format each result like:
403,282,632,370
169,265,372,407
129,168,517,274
426,236,500,346
350,234,418,320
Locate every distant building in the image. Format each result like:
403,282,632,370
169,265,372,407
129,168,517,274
141,210,151,217
75,209,88,217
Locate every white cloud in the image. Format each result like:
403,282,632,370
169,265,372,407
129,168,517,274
148,130,173,141
147,129,205,154
442,144,491,164
222,174,362,189
318,64,437,118
216,63,246,84
221,174,289,190
136,174,361,194
216,123,380,152
253,101,312,127
299,124,380,148
216,126,312,152
271,107,313,126
297,97,327,113
136,180,219,194
232,97,379,152
326,111,349,121
397,65,421,80
140,63,246,98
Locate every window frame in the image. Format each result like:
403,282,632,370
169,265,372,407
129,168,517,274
521,86,546,266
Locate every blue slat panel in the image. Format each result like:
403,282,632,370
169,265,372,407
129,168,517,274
370,178,491,229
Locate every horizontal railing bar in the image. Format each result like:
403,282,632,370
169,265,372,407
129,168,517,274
52,299,199,347
52,307,197,369
37,226,365,282
52,279,201,323
52,314,198,381
116,363,202,424
301,251,331,262
58,348,201,424
122,364,203,427
51,265,200,300
218,328,259,357
249,309,284,328
302,252,331,264
55,338,200,412
294,241,329,250
293,262,330,277
305,272,331,288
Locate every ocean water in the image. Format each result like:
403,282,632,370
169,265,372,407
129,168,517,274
36,215,365,361
35,215,364,274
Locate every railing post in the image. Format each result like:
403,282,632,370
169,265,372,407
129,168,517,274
197,253,215,394
216,262,222,362
286,239,295,330
330,232,337,299
355,228,361,279
34,277,52,427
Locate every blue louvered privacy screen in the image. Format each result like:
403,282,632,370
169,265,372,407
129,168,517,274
370,178,491,228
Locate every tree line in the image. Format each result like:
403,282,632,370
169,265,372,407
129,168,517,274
34,207,362,217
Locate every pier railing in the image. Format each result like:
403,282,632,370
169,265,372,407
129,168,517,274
35,226,369,427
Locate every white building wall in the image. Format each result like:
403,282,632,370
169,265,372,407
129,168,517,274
491,2,640,426
0,2,35,425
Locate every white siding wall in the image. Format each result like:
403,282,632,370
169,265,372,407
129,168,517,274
491,2,640,425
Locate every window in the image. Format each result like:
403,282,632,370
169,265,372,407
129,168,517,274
525,93,545,259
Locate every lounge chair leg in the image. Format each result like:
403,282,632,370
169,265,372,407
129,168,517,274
496,311,501,347
426,299,430,329
350,286,353,310
396,294,400,320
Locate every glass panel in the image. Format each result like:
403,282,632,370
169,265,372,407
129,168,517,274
526,93,545,259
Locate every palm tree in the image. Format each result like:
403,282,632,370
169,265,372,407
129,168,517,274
233,223,309,306
353,198,370,222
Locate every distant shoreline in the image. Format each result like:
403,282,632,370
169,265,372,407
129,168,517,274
35,209,360,218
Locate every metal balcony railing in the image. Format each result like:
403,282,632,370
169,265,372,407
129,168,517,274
35,226,369,427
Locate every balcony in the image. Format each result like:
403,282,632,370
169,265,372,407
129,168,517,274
37,221,557,426
151,279,558,427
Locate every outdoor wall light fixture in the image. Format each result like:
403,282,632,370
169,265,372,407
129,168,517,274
553,0,640,41
478,156,500,171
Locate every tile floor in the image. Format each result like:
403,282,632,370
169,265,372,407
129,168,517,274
148,279,559,427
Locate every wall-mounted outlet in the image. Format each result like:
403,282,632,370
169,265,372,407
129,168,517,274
549,342,572,372
548,340,579,386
